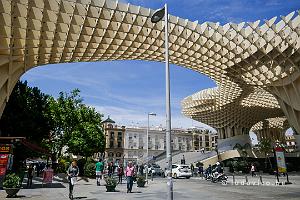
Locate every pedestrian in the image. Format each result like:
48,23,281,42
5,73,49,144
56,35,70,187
117,164,124,184
108,162,113,177
95,159,104,186
181,155,186,165
42,164,54,186
205,164,212,179
190,163,195,176
125,162,135,193
136,164,139,175
112,162,116,174
67,161,79,200
139,164,144,176
27,164,34,188
198,165,204,178
250,163,256,177
36,162,40,177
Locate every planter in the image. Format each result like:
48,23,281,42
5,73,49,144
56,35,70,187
105,185,116,192
137,181,146,187
3,188,20,198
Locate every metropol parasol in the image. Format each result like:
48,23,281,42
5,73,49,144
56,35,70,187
0,0,300,149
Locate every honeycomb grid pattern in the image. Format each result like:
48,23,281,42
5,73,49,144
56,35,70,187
251,117,289,142
1,0,300,139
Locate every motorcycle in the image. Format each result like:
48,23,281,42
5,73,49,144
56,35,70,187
211,172,228,184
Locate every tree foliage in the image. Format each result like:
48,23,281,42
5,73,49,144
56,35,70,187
1,81,105,162
43,89,105,159
42,89,83,160
257,138,273,170
233,143,251,159
0,81,51,143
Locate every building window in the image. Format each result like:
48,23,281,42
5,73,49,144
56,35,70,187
108,152,114,157
116,152,122,157
118,132,122,140
118,142,122,148
110,132,114,139
110,141,114,148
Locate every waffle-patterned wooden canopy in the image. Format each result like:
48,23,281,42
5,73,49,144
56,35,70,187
1,0,300,138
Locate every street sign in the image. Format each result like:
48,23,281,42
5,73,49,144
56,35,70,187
0,144,13,154
275,147,287,173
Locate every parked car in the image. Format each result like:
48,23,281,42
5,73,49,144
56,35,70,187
147,164,164,176
164,164,192,179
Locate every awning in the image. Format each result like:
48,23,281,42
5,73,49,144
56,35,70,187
21,139,50,156
0,137,50,156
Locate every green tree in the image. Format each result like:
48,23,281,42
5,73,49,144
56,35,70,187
257,138,273,170
67,105,105,157
42,89,83,162
0,81,51,143
43,89,105,161
233,143,252,159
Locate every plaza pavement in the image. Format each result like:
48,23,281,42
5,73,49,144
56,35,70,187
0,174,300,200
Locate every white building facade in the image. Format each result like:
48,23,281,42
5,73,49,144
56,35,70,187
124,127,194,163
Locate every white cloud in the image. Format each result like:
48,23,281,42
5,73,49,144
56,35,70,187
92,104,215,131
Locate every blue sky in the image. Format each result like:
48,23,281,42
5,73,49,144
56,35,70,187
22,0,300,133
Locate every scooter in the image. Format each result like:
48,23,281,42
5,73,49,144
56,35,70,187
205,173,212,181
211,172,228,184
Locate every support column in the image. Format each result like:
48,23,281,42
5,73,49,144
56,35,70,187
269,74,300,134
216,125,251,151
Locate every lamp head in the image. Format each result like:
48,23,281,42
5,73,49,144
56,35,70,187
148,112,156,116
151,7,165,23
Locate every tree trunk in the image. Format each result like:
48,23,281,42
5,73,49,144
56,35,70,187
264,153,268,169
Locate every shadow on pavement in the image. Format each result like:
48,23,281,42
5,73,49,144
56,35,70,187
73,197,87,199
3,195,26,198
21,183,66,189
78,177,90,182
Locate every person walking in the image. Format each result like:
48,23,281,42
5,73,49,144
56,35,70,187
117,164,124,184
181,155,186,165
139,164,144,176
125,162,135,193
95,159,104,186
205,164,212,179
26,164,34,188
190,163,195,176
250,163,256,177
108,162,113,177
42,164,54,186
198,165,204,178
67,161,79,200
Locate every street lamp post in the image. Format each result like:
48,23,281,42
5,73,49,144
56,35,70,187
151,4,173,200
146,112,156,183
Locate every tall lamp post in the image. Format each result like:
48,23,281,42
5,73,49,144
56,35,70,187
146,112,156,183
151,4,173,200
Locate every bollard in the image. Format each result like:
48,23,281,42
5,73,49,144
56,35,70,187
151,172,153,181
259,175,263,184
285,173,292,185
245,175,248,183
232,174,235,184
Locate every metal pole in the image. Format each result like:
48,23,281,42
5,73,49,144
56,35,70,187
146,114,149,183
164,4,173,200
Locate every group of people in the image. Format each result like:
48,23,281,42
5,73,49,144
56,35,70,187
66,159,140,199
26,163,53,188
95,159,127,185
94,159,138,193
